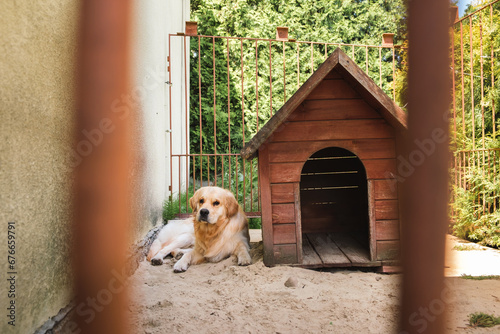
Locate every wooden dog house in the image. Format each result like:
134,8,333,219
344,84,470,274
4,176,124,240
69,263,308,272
241,48,407,270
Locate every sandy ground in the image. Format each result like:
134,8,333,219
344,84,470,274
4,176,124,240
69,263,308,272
128,231,500,333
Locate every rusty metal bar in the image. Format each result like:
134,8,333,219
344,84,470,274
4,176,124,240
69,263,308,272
365,46,368,73
473,151,478,214
283,41,286,102
221,155,225,188
480,11,485,150
185,154,189,210
459,151,464,189
491,4,496,139
379,47,382,87
454,153,458,198
451,19,457,141
212,37,217,185
455,147,500,153
460,21,466,143
454,0,500,24
184,35,189,212
250,159,254,211
392,47,396,101
170,32,409,50
296,42,300,89
470,16,475,149
269,41,273,115
462,152,465,189
487,150,491,212
487,149,491,182
227,38,231,190
168,36,173,201
74,1,133,332
467,150,471,181
173,153,258,158
192,155,196,191
175,211,261,219
400,0,450,333
207,151,210,185
240,39,245,205
178,157,181,213
243,158,247,211
495,150,498,211
461,154,464,191
310,42,314,74
255,40,259,131
235,156,239,197
256,157,261,212
198,36,203,188
240,39,245,146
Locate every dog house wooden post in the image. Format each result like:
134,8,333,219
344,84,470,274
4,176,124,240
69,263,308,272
241,48,407,270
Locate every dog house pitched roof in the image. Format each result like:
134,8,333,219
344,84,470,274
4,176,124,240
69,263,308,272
240,47,407,160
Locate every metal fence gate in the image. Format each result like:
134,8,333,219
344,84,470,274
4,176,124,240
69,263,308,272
167,28,405,217
167,1,499,220
450,1,500,225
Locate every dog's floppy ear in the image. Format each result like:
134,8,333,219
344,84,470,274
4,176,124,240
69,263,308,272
224,190,239,218
189,188,202,212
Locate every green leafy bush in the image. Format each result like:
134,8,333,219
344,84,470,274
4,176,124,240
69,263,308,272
451,164,500,248
248,217,262,229
163,188,196,222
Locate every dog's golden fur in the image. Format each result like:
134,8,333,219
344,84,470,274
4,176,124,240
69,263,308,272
147,186,251,272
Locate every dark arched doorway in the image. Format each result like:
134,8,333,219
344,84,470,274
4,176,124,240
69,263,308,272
300,147,370,265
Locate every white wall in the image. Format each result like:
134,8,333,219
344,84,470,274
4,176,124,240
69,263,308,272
167,0,191,199
133,0,190,229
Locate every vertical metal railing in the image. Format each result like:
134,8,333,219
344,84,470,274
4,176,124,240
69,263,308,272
452,0,499,147
451,1,499,225
167,2,498,222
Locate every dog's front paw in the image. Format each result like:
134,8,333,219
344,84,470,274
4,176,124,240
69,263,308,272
173,261,188,273
151,257,163,266
237,252,252,266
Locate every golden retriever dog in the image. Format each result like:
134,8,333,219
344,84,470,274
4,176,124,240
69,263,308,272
146,186,251,272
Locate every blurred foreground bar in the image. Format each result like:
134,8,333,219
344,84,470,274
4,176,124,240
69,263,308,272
400,0,451,333
73,0,133,333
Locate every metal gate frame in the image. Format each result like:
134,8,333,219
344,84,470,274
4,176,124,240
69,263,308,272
167,27,404,218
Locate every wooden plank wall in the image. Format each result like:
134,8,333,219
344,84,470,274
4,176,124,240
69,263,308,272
260,70,400,264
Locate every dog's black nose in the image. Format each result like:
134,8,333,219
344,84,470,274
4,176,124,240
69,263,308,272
200,208,209,217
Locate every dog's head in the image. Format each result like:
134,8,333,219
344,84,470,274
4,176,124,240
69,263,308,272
189,186,239,224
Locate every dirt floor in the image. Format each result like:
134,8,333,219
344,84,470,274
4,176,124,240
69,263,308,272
128,231,500,333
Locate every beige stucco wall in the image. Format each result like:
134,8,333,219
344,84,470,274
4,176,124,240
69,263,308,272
1,0,190,331
0,1,78,332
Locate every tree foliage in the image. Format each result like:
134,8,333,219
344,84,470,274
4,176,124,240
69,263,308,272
189,0,406,159
192,0,405,44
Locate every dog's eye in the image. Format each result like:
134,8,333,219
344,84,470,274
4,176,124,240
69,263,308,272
213,200,220,206
199,199,205,204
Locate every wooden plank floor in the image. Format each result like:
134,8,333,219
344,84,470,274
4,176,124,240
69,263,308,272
300,233,381,268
